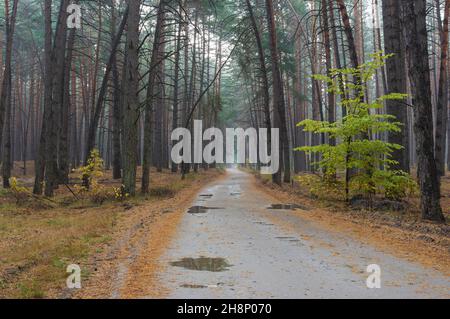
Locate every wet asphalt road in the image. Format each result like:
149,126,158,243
156,169,450,299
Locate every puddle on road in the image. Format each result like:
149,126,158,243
170,257,232,272
275,236,298,241
275,236,303,244
180,284,208,289
228,184,242,197
187,206,223,214
254,221,274,226
268,203,310,211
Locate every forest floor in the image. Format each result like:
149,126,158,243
0,164,449,298
0,162,224,298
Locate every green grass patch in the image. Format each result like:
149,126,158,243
17,281,45,299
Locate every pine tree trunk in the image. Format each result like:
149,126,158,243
189,11,198,174
44,0,69,197
34,0,53,195
84,5,127,178
28,58,36,173
328,0,347,111
322,0,335,146
58,29,76,184
447,44,450,172
354,0,363,66
2,72,12,188
245,0,273,175
336,0,359,70
171,3,182,173
435,0,450,176
310,6,324,169
155,34,166,173
70,68,78,168
401,0,445,223
142,0,166,193
0,22,3,93
111,3,122,179
382,0,410,172
294,31,306,172
121,0,140,196
265,0,291,184
0,0,18,188
181,2,190,177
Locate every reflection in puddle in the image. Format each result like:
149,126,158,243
228,184,242,197
170,257,232,272
187,206,224,214
275,236,298,241
268,203,310,211
254,221,274,226
180,284,208,289
274,237,304,244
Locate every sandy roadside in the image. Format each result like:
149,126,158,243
72,170,226,299
252,175,450,277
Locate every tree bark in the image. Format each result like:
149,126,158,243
294,30,306,172
58,28,76,184
322,0,335,145
401,0,445,222
84,5,128,178
1,69,12,188
328,0,347,112
44,0,69,196
265,0,291,184
435,0,450,176
447,37,450,172
171,2,183,173
0,0,18,188
245,0,273,176
336,0,359,70
121,0,141,196
70,64,78,169
382,0,410,172
111,2,123,179
181,2,190,176
354,0,364,66
34,0,53,195
142,0,167,193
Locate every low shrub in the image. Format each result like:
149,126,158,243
150,186,177,198
296,174,345,201
9,177,31,205
74,150,112,205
